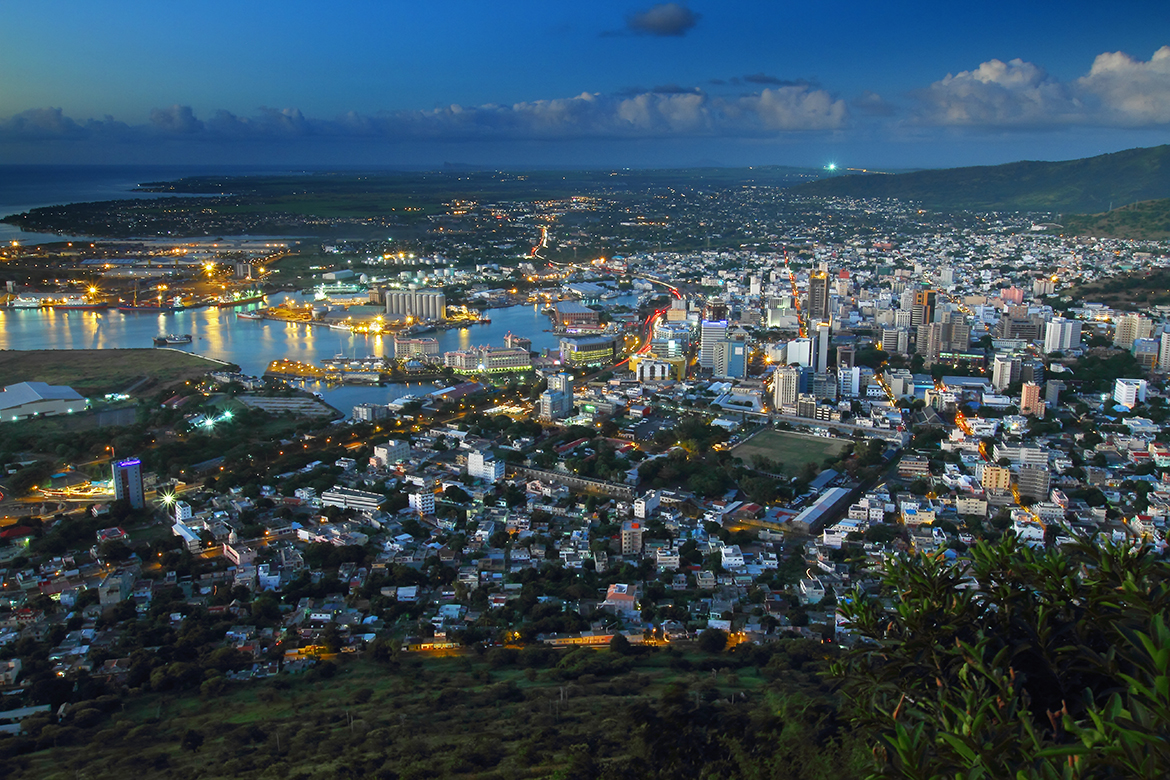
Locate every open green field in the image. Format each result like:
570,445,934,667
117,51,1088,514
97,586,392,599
0,349,236,396
732,429,850,471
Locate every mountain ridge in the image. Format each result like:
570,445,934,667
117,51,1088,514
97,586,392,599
790,145,1170,214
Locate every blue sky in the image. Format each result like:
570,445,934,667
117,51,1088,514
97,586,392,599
1,1,1168,168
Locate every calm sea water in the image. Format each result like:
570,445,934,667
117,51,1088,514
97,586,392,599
0,165,601,416
0,295,580,415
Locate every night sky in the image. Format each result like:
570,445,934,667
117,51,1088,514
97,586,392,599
2,1,1168,168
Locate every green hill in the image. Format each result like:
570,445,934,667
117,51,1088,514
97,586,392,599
1059,197,1170,239
791,145,1170,213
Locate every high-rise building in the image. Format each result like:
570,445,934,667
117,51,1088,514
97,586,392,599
912,290,937,327
1160,332,1170,372
713,338,748,379
1016,464,1051,502
786,337,814,368
1020,382,1045,417
1114,314,1153,350
1044,317,1082,354
772,365,801,410
467,450,505,481
1133,338,1160,371
408,488,435,516
836,344,855,369
992,355,1022,391
621,520,643,556
1045,380,1065,406
112,457,144,509
808,271,831,323
1114,378,1147,409
816,322,831,372
699,320,728,369
538,372,574,420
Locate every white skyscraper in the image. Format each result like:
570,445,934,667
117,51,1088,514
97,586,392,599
699,320,728,369
1044,317,1082,354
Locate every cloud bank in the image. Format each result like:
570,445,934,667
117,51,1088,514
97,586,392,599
0,86,848,148
914,45,1170,127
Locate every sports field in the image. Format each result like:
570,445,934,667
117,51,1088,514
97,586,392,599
731,429,849,472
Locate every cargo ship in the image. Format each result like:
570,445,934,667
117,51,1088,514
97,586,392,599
117,289,180,313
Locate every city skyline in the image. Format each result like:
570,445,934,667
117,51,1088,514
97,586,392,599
1,0,1168,168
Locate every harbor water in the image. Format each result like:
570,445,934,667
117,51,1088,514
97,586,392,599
0,294,613,416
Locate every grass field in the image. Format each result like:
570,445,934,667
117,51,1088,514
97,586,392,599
0,349,236,396
731,429,850,472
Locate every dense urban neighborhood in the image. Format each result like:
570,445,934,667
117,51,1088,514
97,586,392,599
1,169,1169,777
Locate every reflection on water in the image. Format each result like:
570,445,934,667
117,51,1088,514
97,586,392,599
0,294,637,415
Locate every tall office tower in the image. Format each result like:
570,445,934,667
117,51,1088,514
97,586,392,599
816,321,831,373
112,457,145,509
773,365,801,409
548,372,572,395
786,337,814,368
1044,317,1082,353
881,326,907,355
698,320,728,369
911,290,937,327
992,355,1022,391
808,270,831,323
812,371,838,400
917,322,945,366
1114,314,1153,350
942,311,971,352
836,344,855,369
749,275,762,296
1020,382,1045,417
1160,331,1170,371
713,338,748,379
900,288,916,312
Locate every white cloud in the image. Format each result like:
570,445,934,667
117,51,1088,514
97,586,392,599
0,87,847,147
913,47,1170,128
1077,45,1170,125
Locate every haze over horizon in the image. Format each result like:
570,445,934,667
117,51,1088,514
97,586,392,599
2,0,1169,170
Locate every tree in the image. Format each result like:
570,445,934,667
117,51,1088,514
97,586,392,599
832,534,1170,779
697,628,727,653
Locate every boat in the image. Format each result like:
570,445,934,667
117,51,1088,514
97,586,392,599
10,295,44,309
236,311,263,320
48,295,109,310
216,286,266,308
153,334,192,346
118,285,176,313
118,302,176,313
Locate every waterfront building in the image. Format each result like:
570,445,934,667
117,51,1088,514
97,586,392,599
385,289,446,322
